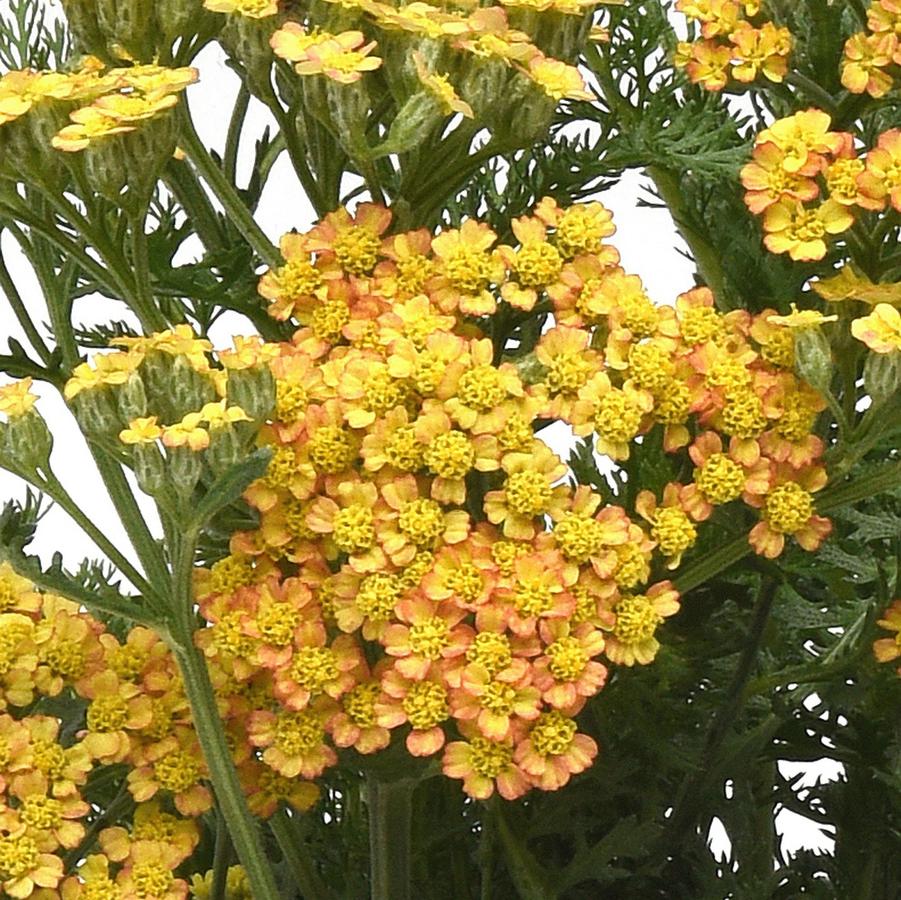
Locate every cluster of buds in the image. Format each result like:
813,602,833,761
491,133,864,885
167,195,834,804
210,0,600,163
741,110,901,261
63,325,274,503
674,0,792,91
841,0,901,98
0,562,249,900
0,58,197,198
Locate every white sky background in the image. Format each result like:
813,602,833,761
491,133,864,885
0,14,839,873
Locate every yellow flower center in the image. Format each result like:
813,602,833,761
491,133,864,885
333,504,376,554
87,695,130,732
528,710,576,757
332,227,381,275
154,748,202,794
256,601,300,647
132,863,173,898
0,736,9,770
613,541,649,589
513,240,562,288
282,498,317,541
394,254,434,297
705,357,751,391
466,632,513,675
721,388,768,438
401,681,448,730
42,640,87,679
310,296,351,343
628,343,675,392
275,710,325,754
363,370,409,417
276,380,309,423
553,514,605,563
412,352,447,395
207,555,254,596
570,585,600,625
618,291,659,336
82,874,121,899
789,208,826,242
308,425,356,473
826,157,865,204
398,551,434,590
21,794,63,831
497,413,534,453
0,833,39,880
212,611,256,658
108,643,151,681
263,445,300,489
481,680,516,715
408,616,450,659
546,636,589,682
696,453,744,504
276,257,323,299
505,470,553,517
134,811,180,843
490,540,525,577
31,740,66,780
513,580,554,618
774,391,818,442
595,389,643,444
679,306,723,345
424,431,474,479
545,351,593,395
457,366,507,411
556,208,609,258
763,482,814,534
467,736,513,777
0,620,32,676
0,580,16,612
146,699,176,741
614,594,661,644
653,378,691,424
356,573,403,623
445,562,484,605
651,507,697,558
759,328,795,368
398,499,445,546
343,682,380,727
443,248,495,294
384,425,422,471
289,647,339,693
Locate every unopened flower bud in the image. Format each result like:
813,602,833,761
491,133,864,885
220,17,277,96
166,445,203,497
205,424,243,475
226,368,275,422
116,372,148,422
0,412,53,473
793,328,834,395
96,0,154,61
374,93,444,158
132,442,167,495
863,350,901,406
83,139,130,204
70,388,122,440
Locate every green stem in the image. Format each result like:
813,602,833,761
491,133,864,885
129,208,168,332
0,242,53,365
211,809,232,900
784,72,838,115
224,85,251,187
177,105,281,269
40,471,159,602
64,783,133,871
674,535,750,594
368,775,414,900
269,808,330,899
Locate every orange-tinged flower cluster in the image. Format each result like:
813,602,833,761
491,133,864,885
742,112,900,261
0,563,217,899
171,196,832,803
0,58,197,152
841,0,901,98
268,5,592,100
674,0,791,91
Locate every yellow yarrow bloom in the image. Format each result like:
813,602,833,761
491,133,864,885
0,69,75,124
119,416,163,445
525,56,594,102
851,304,901,353
413,54,473,118
0,378,38,418
768,304,838,329
203,0,279,17
270,24,334,63
293,32,383,85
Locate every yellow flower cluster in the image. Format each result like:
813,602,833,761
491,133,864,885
741,110,901,261
0,58,196,152
874,599,901,676
841,0,901,98
0,562,222,900
262,3,593,102
674,0,791,91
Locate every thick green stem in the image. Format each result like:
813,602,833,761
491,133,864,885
128,208,168,332
177,105,281,269
169,534,280,900
0,244,53,365
368,775,414,900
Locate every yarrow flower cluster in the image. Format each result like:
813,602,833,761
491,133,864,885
0,561,236,899
841,0,901,98
674,0,792,91
873,599,901,676
741,110,901,261
0,58,197,152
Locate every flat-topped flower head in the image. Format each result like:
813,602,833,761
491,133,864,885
292,31,383,85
